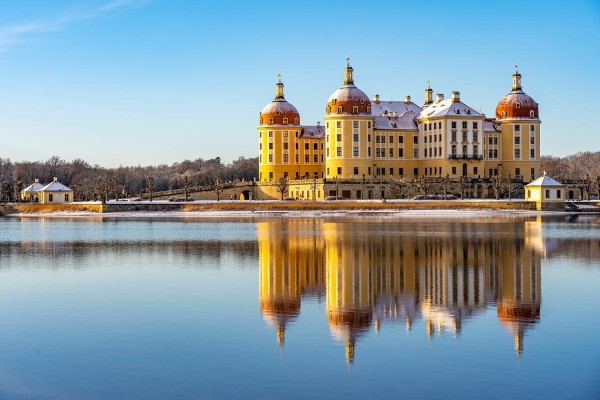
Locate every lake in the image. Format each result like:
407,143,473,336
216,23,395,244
0,214,598,399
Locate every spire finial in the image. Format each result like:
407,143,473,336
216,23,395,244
515,64,519,74
427,80,431,89
346,55,350,67
278,73,282,83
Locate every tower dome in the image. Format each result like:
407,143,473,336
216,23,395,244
496,66,539,120
260,75,300,126
326,57,371,116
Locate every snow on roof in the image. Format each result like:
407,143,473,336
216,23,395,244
21,182,44,193
484,118,500,132
299,124,325,138
39,180,73,192
525,175,564,187
371,100,422,130
417,99,483,120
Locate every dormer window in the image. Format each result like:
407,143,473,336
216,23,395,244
501,111,507,118
260,118,263,125
283,118,288,124
294,118,299,124
360,98,364,105
466,109,471,115
366,106,370,113
332,99,337,105
276,111,281,116
530,110,535,118
326,106,331,114
353,106,358,114
516,102,521,108
269,118,274,124
455,109,460,114
337,106,342,113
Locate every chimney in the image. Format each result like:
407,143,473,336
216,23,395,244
53,177,58,182
317,121,320,127
451,91,460,102
35,178,39,183
436,94,444,102
404,95,411,103
373,94,380,103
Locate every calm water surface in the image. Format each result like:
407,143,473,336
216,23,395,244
0,215,599,399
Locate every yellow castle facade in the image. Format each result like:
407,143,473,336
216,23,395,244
258,59,541,190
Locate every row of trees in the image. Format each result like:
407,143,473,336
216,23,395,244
0,155,258,202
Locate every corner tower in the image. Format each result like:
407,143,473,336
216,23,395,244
495,66,541,181
324,58,375,179
258,75,302,182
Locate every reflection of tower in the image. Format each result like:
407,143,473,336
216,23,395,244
324,223,373,368
258,219,325,350
497,234,542,357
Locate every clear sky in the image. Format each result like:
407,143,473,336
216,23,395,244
0,0,598,167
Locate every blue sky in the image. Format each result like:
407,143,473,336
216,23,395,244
0,0,598,167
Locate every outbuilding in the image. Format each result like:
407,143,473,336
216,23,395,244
38,178,74,204
20,179,44,202
524,173,565,211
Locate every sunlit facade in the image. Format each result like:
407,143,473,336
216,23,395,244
258,61,541,184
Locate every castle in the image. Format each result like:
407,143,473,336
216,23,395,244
257,58,541,200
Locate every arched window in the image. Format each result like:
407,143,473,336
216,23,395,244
326,106,331,114
501,111,507,118
353,106,358,114
337,106,342,114
530,110,535,118
294,118,298,125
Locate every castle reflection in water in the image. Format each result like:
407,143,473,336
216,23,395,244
258,217,545,367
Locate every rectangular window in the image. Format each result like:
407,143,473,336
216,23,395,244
515,125,521,132
65,194,69,202
368,134,371,143
283,142,288,150
488,137,493,145
269,172,273,180
462,132,467,142
337,147,342,156
545,189,550,199
352,106,358,114
295,154,299,162
413,136,418,144
337,134,342,142
336,121,341,128
305,154,309,162
399,168,403,176
493,149,498,158
516,168,521,177
473,167,478,175
399,148,404,157
368,122,371,129
354,167,359,175
389,168,393,176
462,121,467,129
353,121,359,129
268,131,273,138
451,122,457,129
556,189,561,198
531,168,535,178
434,147,437,157
353,147,359,157
413,168,418,176
515,136,520,144
530,136,535,144
424,136,427,143
389,148,393,157
515,149,521,158
313,154,318,162
269,143,273,150
389,135,393,144
314,143,318,150
337,167,342,175
381,136,386,144
259,143,262,150
452,167,457,175
368,148,371,156
530,124,535,132
399,135,403,144
424,124,428,131
530,149,535,158
353,133,359,142
283,154,288,163
413,149,418,158
376,135,381,144
488,149,493,158
268,154,273,163
451,131,457,141
376,148,381,157
283,131,288,137
473,132,478,142
473,122,478,129
305,143,309,150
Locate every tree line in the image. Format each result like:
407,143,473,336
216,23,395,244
0,155,258,202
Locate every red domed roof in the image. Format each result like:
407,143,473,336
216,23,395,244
260,78,300,126
326,59,371,116
496,71,539,120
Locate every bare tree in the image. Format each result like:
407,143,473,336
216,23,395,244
147,176,155,202
507,174,514,201
334,177,341,199
275,177,289,200
491,175,502,200
458,176,469,200
310,176,318,201
582,173,592,200
594,175,600,200
441,174,450,197
213,177,224,201
183,175,190,201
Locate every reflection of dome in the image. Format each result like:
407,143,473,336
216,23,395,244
496,67,539,120
326,57,371,116
260,299,301,350
327,310,372,369
497,301,541,356
260,76,300,126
